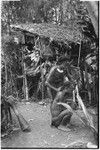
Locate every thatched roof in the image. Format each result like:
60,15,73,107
11,23,84,44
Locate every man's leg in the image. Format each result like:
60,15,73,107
50,89,72,128
51,116,63,128
61,111,72,126
51,109,72,128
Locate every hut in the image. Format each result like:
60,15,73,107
10,22,87,101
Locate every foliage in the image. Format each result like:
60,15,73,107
1,0,98,137
1,35,23,97
1,0,98,101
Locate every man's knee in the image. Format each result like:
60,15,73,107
51,119,60,128
61,112,72,126
68,111,73,116
51,110,72,128
51,115,63,128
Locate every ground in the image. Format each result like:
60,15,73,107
1,101,98,149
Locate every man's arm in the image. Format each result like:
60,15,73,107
46,81,61,92
45,65,61,92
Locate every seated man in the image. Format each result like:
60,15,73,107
46,61,77,130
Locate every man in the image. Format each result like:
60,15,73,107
46,61,77,131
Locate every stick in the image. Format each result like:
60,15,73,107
57,100,97,133
12,105,31,132
75,85,97,132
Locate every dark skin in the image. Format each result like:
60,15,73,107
50,89,73,127
46,63,76,128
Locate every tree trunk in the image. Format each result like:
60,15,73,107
85,1,98,37
81,70,85,89
22,49,28,101
41,65,45,102
55,7,58,24
10,65,13,94
84,63,91,104
59,0,63,25
77,42,81,67
4,57,8,96
23,62,28,101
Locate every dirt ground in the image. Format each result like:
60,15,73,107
1,101,98,149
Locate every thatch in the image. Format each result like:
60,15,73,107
11,23,84,44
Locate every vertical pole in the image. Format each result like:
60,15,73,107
77,41,81,67
39,38,45,103
10,65,12,95
85,63,91,104
56,48,59,62
21,34,28,101
4,55,8,96
41,65,44,102
77,41,81,108
60,0,63,25
23,62,29,101
22,48,28,101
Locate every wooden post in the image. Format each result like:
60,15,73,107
22,49,28,101
39,39,45,103
55,48,59,62
41,65,44,102
77,41,81,67
10,65,13,95
21,33,29,101
23,62,29,101
4,55,8,96
85,63,91,104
